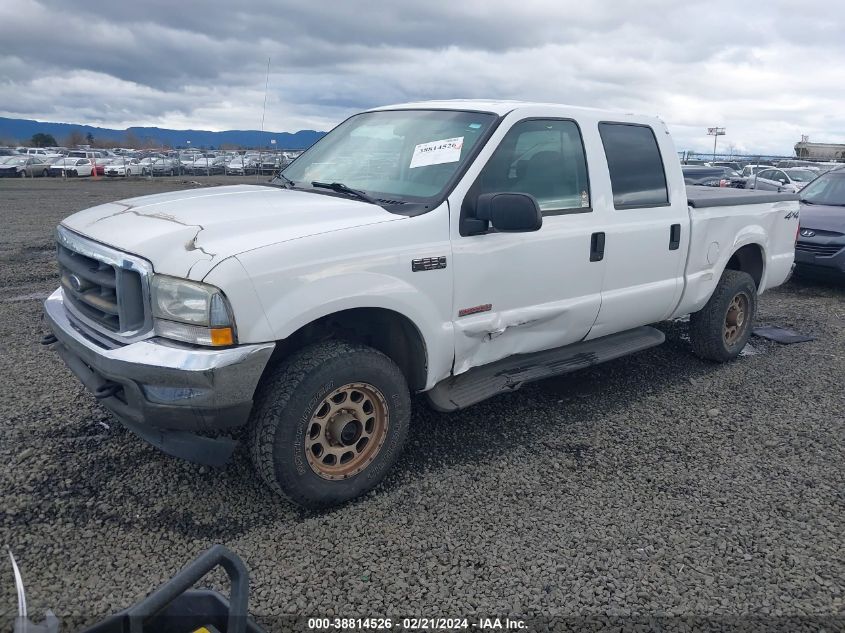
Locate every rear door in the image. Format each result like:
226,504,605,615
587,121,690,339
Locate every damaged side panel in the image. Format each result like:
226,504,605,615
452,295,602,375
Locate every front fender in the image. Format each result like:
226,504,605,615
258,271,453,389
232,211,455,389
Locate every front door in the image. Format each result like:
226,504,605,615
449,117,606,375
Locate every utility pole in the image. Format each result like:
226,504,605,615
707,127,725,161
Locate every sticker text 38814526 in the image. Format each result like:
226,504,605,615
410,137,464,169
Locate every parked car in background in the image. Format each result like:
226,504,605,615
712,161,742,171
104,159,147,177
138,156,178,175
740,164,771,178
226,154,260,174
259,154,283,175
794,169,845,280
188,155,227,175
48,158,95,177
93,157,116,176
66,150,103,161
682,165,744,188
0,156,52,177
22,147,61,159
0,147,17,156
746,168,817,193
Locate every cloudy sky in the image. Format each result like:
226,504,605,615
1,0,843,154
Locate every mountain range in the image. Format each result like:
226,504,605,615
0,116,325,149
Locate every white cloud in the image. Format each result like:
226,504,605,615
1,0,843,153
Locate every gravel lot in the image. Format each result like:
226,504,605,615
1,177,843,630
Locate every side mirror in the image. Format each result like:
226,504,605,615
464,192,542,235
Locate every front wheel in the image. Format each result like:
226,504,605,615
689,269,757,362
248,340,410,508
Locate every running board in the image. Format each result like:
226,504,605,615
427,326,665,412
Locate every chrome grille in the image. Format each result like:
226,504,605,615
56,226,153,342
796,241,843,257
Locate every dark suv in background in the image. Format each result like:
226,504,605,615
682,165,745,188
794,168,845,280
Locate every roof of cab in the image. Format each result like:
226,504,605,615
369,99,664,125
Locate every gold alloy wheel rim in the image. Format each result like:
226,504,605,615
724,292,750,346
305,382,389,480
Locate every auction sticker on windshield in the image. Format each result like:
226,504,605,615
410,137,464,169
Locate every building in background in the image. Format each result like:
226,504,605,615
794,140,845,160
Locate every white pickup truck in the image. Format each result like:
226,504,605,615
44,100,799,507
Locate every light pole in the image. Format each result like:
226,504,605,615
707,127,725,162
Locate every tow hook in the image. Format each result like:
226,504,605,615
40,333,58,346
94,382,121,400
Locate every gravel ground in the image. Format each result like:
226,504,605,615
0,177,843,631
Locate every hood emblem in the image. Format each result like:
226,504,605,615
800,229,816,238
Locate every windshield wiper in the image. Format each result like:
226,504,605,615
311,181,379,205
274,172,295,188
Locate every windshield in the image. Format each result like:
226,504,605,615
279,109,497,203
800,171,845,205
785,169,815,182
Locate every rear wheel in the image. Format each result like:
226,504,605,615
248,340,410,508
41,169,48,177
689,269,757,362
18,170,26,178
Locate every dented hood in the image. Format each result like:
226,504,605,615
61,185,402,279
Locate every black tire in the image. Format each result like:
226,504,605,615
689,269,757,362
248,340,410,508
19,170,26,178
41,169,48,177
71,170,78,177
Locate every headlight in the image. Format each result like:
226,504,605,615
151,275,236,346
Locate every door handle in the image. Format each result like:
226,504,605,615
669,224,681,250
590,232,605,262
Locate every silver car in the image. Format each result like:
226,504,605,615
745,167,817,193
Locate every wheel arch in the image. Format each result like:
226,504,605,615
267,307,429,392
723,242,765,289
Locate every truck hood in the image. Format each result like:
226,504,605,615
61,184,404,279
799,202,845,234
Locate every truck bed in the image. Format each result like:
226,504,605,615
686,185,799,208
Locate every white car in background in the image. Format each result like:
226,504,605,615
48,158,95,177
104,158,147,177
226,154,260,174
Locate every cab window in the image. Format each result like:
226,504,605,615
599,122,669,209
471,119,591,213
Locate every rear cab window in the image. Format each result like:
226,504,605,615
599,122,669,209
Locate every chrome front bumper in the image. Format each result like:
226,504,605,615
44,288,275,464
